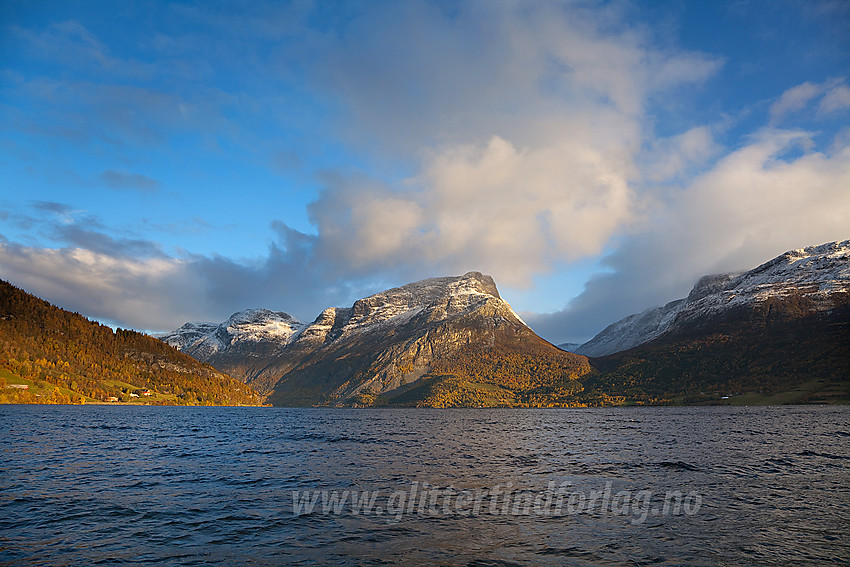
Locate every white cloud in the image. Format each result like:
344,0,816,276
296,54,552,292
770,79,850,123
819,84,850,114
769,82,823,123
308,132,637,288
658,129,850,277
0,223,357,331
0,243,196,330
306,1,719,153
642,126,720,183
297,1,720,288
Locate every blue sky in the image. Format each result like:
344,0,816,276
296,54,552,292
1,0,849,343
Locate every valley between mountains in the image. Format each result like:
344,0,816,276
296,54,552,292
1,240,848,406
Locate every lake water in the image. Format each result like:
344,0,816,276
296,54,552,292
0,405,848,566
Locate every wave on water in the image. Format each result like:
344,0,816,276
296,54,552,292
0,405,847,566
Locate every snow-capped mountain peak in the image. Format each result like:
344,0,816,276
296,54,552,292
157,321,218,351
334,271,501,335
223,308,304,343
276,271,511,347
159,308,304,359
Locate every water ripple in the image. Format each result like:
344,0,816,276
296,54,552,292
0,405,848,566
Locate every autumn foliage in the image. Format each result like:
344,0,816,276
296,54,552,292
0,280,262,405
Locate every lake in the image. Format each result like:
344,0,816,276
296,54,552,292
1,405,848,565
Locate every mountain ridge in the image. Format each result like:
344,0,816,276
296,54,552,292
577,239,850,357
580,240,850,405
163,271,591,407
159,241,850,406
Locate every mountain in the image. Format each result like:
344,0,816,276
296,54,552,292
583,240,850,404
164,272,591,407
0,280,262,405
159,241,850,407
578,240,850,357
160,309,305,357
159,309,306,394
573,299,686,358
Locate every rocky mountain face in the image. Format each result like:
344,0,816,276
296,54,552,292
163,272,590,406
577,240,850,357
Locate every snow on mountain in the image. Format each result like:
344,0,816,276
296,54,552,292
222,309,305,344
159,308,304,360
265,271,582,406
571,298,687,358
577,240,850,357
299,271,504,341
157,321,218,352
159,271,542,400
159,272,510,362
266,271,519,352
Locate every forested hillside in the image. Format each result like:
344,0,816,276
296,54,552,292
0,280,262,405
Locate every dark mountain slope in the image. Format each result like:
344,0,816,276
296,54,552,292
585,290,850,404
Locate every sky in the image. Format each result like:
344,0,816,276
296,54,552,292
1,0,849,344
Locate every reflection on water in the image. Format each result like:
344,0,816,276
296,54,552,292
0,405,848,565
